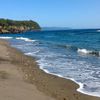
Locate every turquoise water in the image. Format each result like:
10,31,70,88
0,29,100,97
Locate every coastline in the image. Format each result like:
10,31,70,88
0,19,41,33
0,39,100,100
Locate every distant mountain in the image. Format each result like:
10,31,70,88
0,18,41,33
42,27,71,31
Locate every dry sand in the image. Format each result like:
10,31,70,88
0,40,55,100
0,39,100,100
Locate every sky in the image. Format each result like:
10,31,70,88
0,0,100,29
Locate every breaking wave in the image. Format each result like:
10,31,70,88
78,48,100,57
0,36,13,39
57,44,100,57
16,37,37,42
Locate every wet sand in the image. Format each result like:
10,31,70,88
0,39,100,100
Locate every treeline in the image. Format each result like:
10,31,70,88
0,19,41,33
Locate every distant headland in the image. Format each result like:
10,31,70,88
42,27,71,31
0,19,41,33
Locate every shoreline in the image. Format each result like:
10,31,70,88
11,36,100,97
0,39,100,100
35,61,100,98
43,69,100,98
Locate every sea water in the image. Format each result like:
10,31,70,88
0,29,100,97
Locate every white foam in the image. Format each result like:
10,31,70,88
78,48,100,56
24,52,33,56
0,37,13,39
97,30,100,32
68,78,100,97
77,86,100,97
48,70,100,97
16,37,36,42
24,50,40,56
36,60,100,97
78,48,91,54
39,65,63,78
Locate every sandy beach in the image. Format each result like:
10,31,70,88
0,39,100,100
0,40,55,100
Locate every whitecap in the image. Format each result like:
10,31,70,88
0,37,13,39
78,48,91,54
16,37,36,42
97,30,100,32
78,48,100,57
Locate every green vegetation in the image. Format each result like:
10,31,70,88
0,19,41,33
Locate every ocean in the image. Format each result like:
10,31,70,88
0,29,100,97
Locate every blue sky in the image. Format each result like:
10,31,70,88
0,0,100,28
